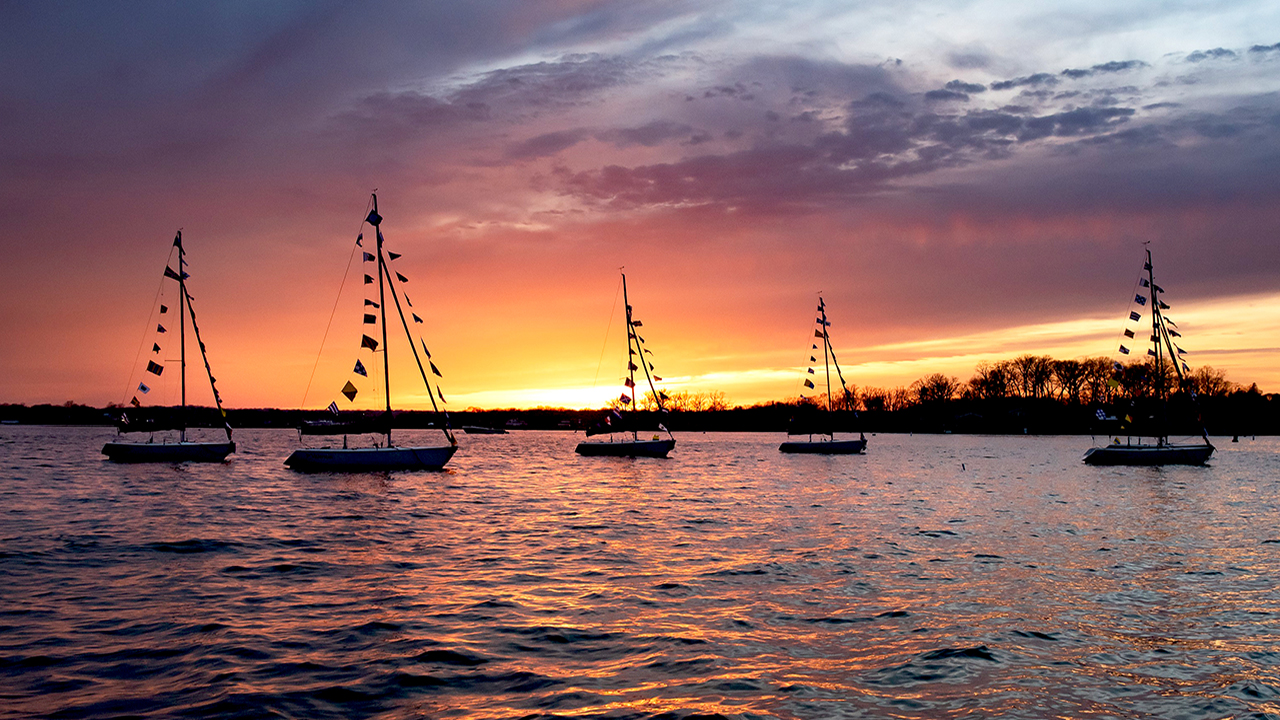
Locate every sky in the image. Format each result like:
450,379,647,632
2,1,1279,410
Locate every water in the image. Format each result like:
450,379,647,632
3,427,1280,719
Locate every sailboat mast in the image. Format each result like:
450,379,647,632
622,273,638,441
177,231,187,442
372,194,392,446
820,299,833,438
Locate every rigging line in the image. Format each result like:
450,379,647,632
1110,255,1146,362
300,196,375,409
591,274,624,391
120,245,178,407
381,252,455,445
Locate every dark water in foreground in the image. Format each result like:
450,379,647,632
3,427,1280,719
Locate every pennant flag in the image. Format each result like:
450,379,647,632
1147,349,1156,357
1154,284,1164,293
327,401,339,415
803,379,815,389
363,252,375,262
812,344,818,349
364,313,377,324
181,271,189,280
632,320,643,327
807,368,815,374
1096,409,1106,420
1144,262,1152,270
628,362,639,371
364,274,374,284
654,376,662,381
648,363,655,371
1158,301,1170,310
364,299,379,307
353,359,367,377
341,381,358,401
412,313,422,324
420,339,431,359
1177,347,1187,355
810,356,816,362
659,392,669,401
405,295,412,307
1125,414,1133,423
624,377,635,387
164,266,181,280
159,304,168,314
367,210,382,226
814,329,825,338
1134,295,1146,305
1182,362,1190,372
388,252,401,260
356,233,363,246
1107,378,1120,388
438,389,446,402
429,361,442,377
1113,361,1124,371
1123,329,1134,338
152,343,161,353
146,360,164,375
1169,329,1181,337
644,348,653,354
395,272,408,283
157,324,167,333
619,394,631,404
377,231,384,243
1129,311,1141,322
130,396,140,407
1166,318,1177,326
1140,278,1150,287
1119,346,1130,355
629,348,637,356
138,383,150,394
361,335,379,351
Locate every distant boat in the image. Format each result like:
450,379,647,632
102,231,235,463
576,273,675,458
462,425,507,435
1083,248,1214,466
285,194,457,472
780,296,866,454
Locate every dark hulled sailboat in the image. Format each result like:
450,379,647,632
285,194,457,472
103,232,235,462
1083,248,1214,465
779,296,866,454
575,273,675,458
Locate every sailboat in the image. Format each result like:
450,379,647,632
780,296,866,454
575,273,675,458
285,194,458,472
102,232,235,462
1083,248,1214,465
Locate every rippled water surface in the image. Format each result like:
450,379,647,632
3,427,1280,719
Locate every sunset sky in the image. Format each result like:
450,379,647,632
3,1,1279,410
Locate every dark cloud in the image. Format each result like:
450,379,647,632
598,121,698,147
945,80,987,94
1185,48,1237,63
1249,42,1280,54
990,73,1058,91
924,89,970,102
507,128,592,159
1060,59,1148,79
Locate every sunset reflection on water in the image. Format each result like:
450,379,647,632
2,427,1279,718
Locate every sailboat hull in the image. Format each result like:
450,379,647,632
575,439,675,458
779,438,867,454
285,444,457,472
102,441,235,463
1082,442,1214,466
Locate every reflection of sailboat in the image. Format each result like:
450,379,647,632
1083,248,1214,465
103,232,235,463
576,273,675,458
285,194,457,472
780,296,866,454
